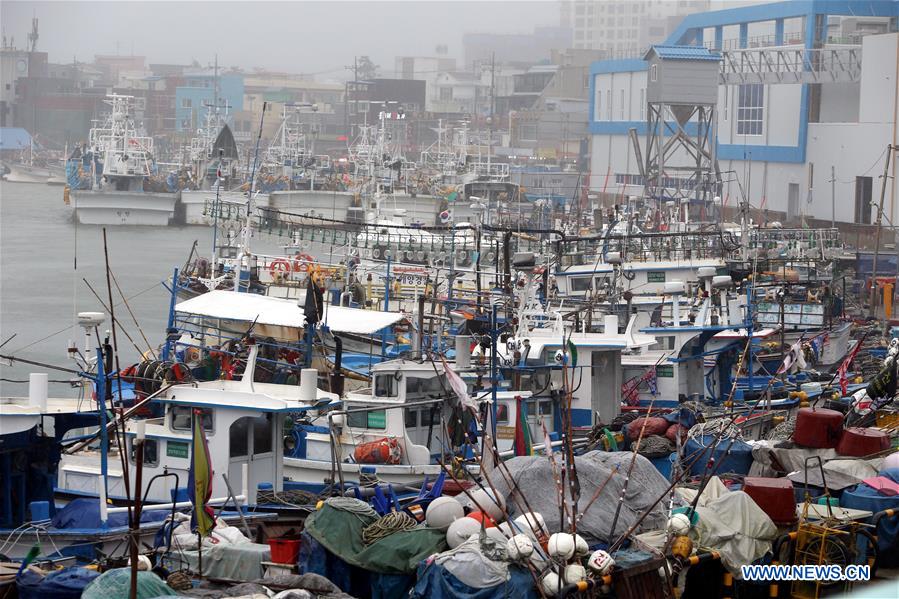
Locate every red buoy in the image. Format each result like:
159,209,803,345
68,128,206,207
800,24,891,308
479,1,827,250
836,427,891,457
792,408,843,448
742,477,797,525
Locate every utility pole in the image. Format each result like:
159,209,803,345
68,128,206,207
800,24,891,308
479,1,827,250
487,53,495,174
868,144,895,319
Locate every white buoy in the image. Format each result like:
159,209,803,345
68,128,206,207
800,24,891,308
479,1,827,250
587,549,615,575
564,563,587,584
426,496,464,530
667,513,692,536
446,517,481,548
573,533,589,556
541,570,562,597
469,488,505,523
513,512,545,536
506,534,535,561
547,533,576,560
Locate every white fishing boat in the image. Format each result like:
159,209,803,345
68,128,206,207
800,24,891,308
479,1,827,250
68,94,178,226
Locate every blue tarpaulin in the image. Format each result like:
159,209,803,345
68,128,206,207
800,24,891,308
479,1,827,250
0,127,32,151
683,435,754,476
51,498,170,530
411,561,539,599
841,468,899,567
17,566,100,599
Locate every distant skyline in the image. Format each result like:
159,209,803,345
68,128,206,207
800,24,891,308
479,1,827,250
1,0,561,79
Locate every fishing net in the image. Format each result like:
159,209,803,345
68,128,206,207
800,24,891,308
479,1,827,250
81,568,175,599
489,450,670,544
764,417,796,442
687,417,742,441
632,435,673,458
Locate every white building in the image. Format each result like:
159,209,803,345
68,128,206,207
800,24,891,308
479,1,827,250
562,0,711,56
588,0,899,226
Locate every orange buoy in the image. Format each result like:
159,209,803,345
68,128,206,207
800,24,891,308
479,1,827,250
353,437,402,465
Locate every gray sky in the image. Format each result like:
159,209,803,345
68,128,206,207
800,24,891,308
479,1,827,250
1,0,560,78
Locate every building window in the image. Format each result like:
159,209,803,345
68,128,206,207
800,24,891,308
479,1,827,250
181,98,192,108
737,83,764,136
439,87,453,101
640,88,645,120
518,123,537,141
650,64,658,82
620,89,625,120
855,176,873,224
594,80,602,120
606,89,611,120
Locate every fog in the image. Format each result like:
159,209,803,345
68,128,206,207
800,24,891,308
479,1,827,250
1,0,559,76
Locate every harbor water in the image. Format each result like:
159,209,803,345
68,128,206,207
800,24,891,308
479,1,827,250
1,181,282,396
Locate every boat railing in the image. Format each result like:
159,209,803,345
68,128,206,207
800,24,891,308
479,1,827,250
556,229,738,267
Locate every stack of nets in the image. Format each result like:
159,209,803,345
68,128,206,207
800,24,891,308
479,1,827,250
688,417,742,442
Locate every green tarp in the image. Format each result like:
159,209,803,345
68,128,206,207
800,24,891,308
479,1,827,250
304,502,448,574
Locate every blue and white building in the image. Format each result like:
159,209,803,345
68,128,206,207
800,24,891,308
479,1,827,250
588,0,899,226
175,71,244,133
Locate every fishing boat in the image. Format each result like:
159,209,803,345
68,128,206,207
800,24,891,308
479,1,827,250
67,94,178,226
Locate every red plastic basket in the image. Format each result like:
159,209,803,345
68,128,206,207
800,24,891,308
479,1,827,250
268,537,302,564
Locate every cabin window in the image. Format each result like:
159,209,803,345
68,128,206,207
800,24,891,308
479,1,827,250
406,375,446,399
347,406,387,429
404,408,418,428
129,439,159,467
651,336,676,350
230,417,249,457
171,406,214,432
253,414,273,455
375,374,399,398
650,64,658,82
539,401,553,416
495,403,509,424
570,276,593,292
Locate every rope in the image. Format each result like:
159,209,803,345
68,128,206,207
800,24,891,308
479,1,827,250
324,497,379,522
361,511,418,545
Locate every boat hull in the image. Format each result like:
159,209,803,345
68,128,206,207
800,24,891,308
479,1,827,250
180,189,269,225
3,162,53,184
71,190,178,226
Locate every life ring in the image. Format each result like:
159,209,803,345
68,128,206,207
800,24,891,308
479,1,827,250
484,250,497,264
456,250,471,267
269,258,292,276
372,245,386,260
293,253,316,273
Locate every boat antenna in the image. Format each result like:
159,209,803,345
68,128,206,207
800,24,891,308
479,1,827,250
242,102,269,254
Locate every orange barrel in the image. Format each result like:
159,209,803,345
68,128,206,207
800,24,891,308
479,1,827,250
836,427,891,457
